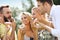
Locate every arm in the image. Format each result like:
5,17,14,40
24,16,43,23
32,8,54,28
40,8,60,37
18,29,21,40
18,29,25,40
38,22,53,32
11,18,16,30
11,21,16,30
38,17,54,28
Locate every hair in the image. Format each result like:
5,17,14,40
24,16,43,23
37,0,53,6
0,5,9,14
0,7,1,11
20,12,33,32
31,7,42,17
31,7,37,14
20,12,32,21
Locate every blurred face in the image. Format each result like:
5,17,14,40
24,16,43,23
21,14,30,25
32,9,37,19
0,13,3,17
32,8,41,19
3,7,12,19
37,1,52,14
37,1,46,14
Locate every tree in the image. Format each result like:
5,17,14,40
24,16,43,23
26,0,34,13
53,0,60,5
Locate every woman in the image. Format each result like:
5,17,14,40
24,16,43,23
31,7,46,30
18,12,34,40
31,7,46,40
31,7,55,40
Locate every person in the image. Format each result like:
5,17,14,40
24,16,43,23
18,24,25,40
32,7,53,40
0,14,10,40
0,7,6,40
0,5,16,40
36,0,60,40
31,7,46,40
18,12,34,40
31,7,47,31
32,7,56,40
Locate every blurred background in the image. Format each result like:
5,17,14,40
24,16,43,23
0,0,60,40
0,0,60,32
0,0,60,25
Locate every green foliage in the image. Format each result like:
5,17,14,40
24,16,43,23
26,0,34,13
11,0,35,26
10,0,60,39
53,0,60,5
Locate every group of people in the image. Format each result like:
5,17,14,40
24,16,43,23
0,0,60,40
18,0,60,40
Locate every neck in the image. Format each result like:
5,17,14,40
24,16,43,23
25,23,30,27
47,5,52,15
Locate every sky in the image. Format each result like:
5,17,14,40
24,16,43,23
0,0,37,20
0,0,37,10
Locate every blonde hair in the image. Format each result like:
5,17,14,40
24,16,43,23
19,12,33,31
31,7,37,14
20,12,32,22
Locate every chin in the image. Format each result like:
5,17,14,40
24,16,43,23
25,22,29,25
24,23,28,25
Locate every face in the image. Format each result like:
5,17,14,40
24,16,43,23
0,13,3,17
37,1,46,14
21,14,30,25
32,8,41,19
3,8,12,19
32,9,37,19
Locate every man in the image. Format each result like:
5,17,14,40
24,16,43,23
0,7,5,40
0,5,16,40
35,0,60,40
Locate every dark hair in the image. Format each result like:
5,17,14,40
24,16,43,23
0,5,9,14
0,7,2,14
37,0,53,6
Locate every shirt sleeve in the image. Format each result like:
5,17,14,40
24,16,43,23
54,7,60,29
51,29,60,37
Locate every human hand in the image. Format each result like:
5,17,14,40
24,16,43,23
32,8,45,23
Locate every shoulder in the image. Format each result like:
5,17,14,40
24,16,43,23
54,5,60,11
54,5,60,16
51,5,60,11
50,5,60,16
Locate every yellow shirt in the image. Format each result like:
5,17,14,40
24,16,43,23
0,23,7,38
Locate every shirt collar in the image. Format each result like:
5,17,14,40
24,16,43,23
50,4,56,16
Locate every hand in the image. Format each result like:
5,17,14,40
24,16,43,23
5,22,12,26
20,29,25,35
10,17,15,22
32,8,45,22
31,18,41,28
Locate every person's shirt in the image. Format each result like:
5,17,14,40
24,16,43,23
50,4,60,30
0,23,7,38
50,4,60,39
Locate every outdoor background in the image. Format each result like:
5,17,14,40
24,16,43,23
0,0,60,40
0,0,60,32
